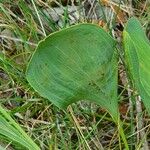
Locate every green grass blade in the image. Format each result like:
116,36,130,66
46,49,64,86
0,105,40,150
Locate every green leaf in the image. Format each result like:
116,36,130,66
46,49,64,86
124,17,150,113
26,24,118,120
0,105,40,150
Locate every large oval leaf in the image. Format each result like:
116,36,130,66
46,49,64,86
26,24,118,119
124,17,150,113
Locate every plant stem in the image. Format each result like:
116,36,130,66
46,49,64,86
118,118,129,150
128,84,135,150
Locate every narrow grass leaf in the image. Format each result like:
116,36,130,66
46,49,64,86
0,105,40,150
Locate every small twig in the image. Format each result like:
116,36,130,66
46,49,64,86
140,0,148,17
128,0,134,16
128,123,150,138
0,35,37,46
68,106,92,150
136,96,149,149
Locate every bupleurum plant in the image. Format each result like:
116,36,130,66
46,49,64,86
26,17,150,150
